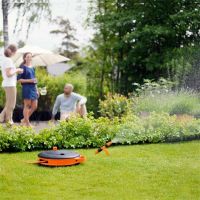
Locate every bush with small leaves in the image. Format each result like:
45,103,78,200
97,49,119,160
99,93,130,118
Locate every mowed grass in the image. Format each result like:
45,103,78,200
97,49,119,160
0,142,200,200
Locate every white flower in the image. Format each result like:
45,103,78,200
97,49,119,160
186,30,193,37
132,20,136,23
131,27,136,31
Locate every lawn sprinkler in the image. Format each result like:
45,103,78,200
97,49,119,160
31,147,86,167
95,141,113,156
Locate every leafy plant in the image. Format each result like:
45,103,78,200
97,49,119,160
99,93,130,118
0,113,200,152
133,78,175,96
0,115,118,152
115,112,200,144
133,89,200,116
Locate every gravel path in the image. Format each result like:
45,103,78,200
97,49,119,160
13,121,57,133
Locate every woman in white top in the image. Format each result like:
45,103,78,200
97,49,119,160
0,44,23,124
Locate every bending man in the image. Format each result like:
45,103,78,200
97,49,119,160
52,83,87,120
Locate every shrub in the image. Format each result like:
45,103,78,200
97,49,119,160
0,113,200,153
0,116,119,152
0,125,35,152
170,101,194,115
133,78,175,96
115,112,200,144
133,89,200,116
99,93,130,118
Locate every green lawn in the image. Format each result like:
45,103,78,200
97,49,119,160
0,142,200,200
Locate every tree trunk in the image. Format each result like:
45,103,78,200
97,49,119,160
2,0,10,48
98,0,108,98
116,0,124,93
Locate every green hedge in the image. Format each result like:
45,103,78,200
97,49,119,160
0,116,119,152
0,113,200,152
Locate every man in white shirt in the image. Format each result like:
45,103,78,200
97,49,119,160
52,83,87,120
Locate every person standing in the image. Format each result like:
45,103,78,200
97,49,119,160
17,52,39,127
52,83,87,121
0,44,23,124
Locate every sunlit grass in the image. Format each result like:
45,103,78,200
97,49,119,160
0,141,200,200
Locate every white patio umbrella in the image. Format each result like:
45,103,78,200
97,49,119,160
12,45,70,67
47,63,74,76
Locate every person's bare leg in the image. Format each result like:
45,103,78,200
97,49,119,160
21,100,38,123
22,99,32,126
29,100,38,118
4,87,16,124
0,87,9,123
0,107,6,123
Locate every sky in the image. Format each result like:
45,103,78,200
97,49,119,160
0,0,94,51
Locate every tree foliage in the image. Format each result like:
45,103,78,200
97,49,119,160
1,0,51,46
50,17,79,58
13,0,51,38
87,0,200,95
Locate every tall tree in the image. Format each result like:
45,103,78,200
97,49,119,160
88,0,200,94
88,0,116,97
2,0,9,47
0,30,4,47
1,0,51,48
50,17,79,58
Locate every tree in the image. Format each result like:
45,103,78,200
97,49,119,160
1,0,51,48
0,30,4,47
2,0,9,47
87,0,116,97
50,17,79,58
17,40,25,48
88,0,200,94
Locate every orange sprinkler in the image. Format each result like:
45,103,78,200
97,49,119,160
95,141,112,156
30,147,86,167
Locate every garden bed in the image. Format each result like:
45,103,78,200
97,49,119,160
1,113,200,152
